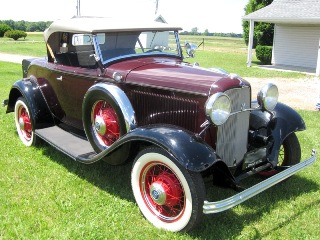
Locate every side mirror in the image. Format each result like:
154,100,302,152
184,41,197,58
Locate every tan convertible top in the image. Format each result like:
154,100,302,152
44,17,182,42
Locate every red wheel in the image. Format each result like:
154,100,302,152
91,100,120,147
14,97,36,146
131,147,205,232
140,162,185,221
83,88,127,153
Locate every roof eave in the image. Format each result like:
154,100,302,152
242,17,320,25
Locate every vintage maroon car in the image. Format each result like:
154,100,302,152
4,17,316,232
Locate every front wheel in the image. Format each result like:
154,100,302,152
131,147,205,232
278,132,301,166
260,132,301,177
14,97,36,146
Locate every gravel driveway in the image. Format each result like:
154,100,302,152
1,53,319,111
0,53,33,64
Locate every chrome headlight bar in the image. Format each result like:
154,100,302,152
204,83,279,127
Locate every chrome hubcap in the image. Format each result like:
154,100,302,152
94,115,106,135
150,182,166,205
92,100,121,147
19,117,25,130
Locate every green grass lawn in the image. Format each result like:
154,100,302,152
0,36,319,239
0,32,45,42
0,33,46,57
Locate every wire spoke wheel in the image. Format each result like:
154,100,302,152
278,144,285,166
131,147,205,232
14,97,35,146
91,100,120,148
83,88,128,154
141,162,185,221
260,132,301,177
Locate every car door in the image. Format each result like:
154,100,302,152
44,62,99,130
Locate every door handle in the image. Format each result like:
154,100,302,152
56,76,63,81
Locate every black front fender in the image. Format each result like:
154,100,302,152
6,77,54,129
122,125,217,172
250,102,305,162
77,124,217,172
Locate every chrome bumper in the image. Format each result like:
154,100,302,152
203,150,316,214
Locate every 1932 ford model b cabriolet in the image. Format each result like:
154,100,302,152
3,17,316,232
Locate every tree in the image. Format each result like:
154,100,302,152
15,20,27,31
191,27,199,35
0,23,11,37
203,29,209,36
243,0,274,47
25,21,51,32
2,19,15,29
26,22,39,32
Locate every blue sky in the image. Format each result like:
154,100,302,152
0,0,248,33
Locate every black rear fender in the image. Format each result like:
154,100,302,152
6,77,54,129
22,58,37,78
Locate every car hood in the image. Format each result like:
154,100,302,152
107,57,250,96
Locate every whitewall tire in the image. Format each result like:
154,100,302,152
14,97,36,146
131,147,205,232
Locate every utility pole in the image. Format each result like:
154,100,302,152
155,0,159,15
76,0,81,16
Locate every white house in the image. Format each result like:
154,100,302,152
139,15,170,49
242,0,320,76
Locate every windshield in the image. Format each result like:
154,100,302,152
94,31,181,63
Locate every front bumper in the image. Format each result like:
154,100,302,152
203,150,316,214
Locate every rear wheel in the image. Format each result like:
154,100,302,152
14,97,36,146
131,147,205,232
260,132,301,176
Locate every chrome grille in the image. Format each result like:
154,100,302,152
216,87,251,167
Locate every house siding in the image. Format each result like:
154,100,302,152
272,25,320,69
138,32,169,49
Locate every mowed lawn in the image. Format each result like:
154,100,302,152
0,34,319,239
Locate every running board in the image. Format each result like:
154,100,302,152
203,150,316,214
35,126,96,161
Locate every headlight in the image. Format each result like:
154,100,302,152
205,93,231,126
257,83,279,111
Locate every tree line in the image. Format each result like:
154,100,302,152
0,20,244,39
0,20,52,32
180,27,243,38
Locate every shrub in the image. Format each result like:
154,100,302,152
4,30,27,40
256,45,273,65
0,23,12,37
